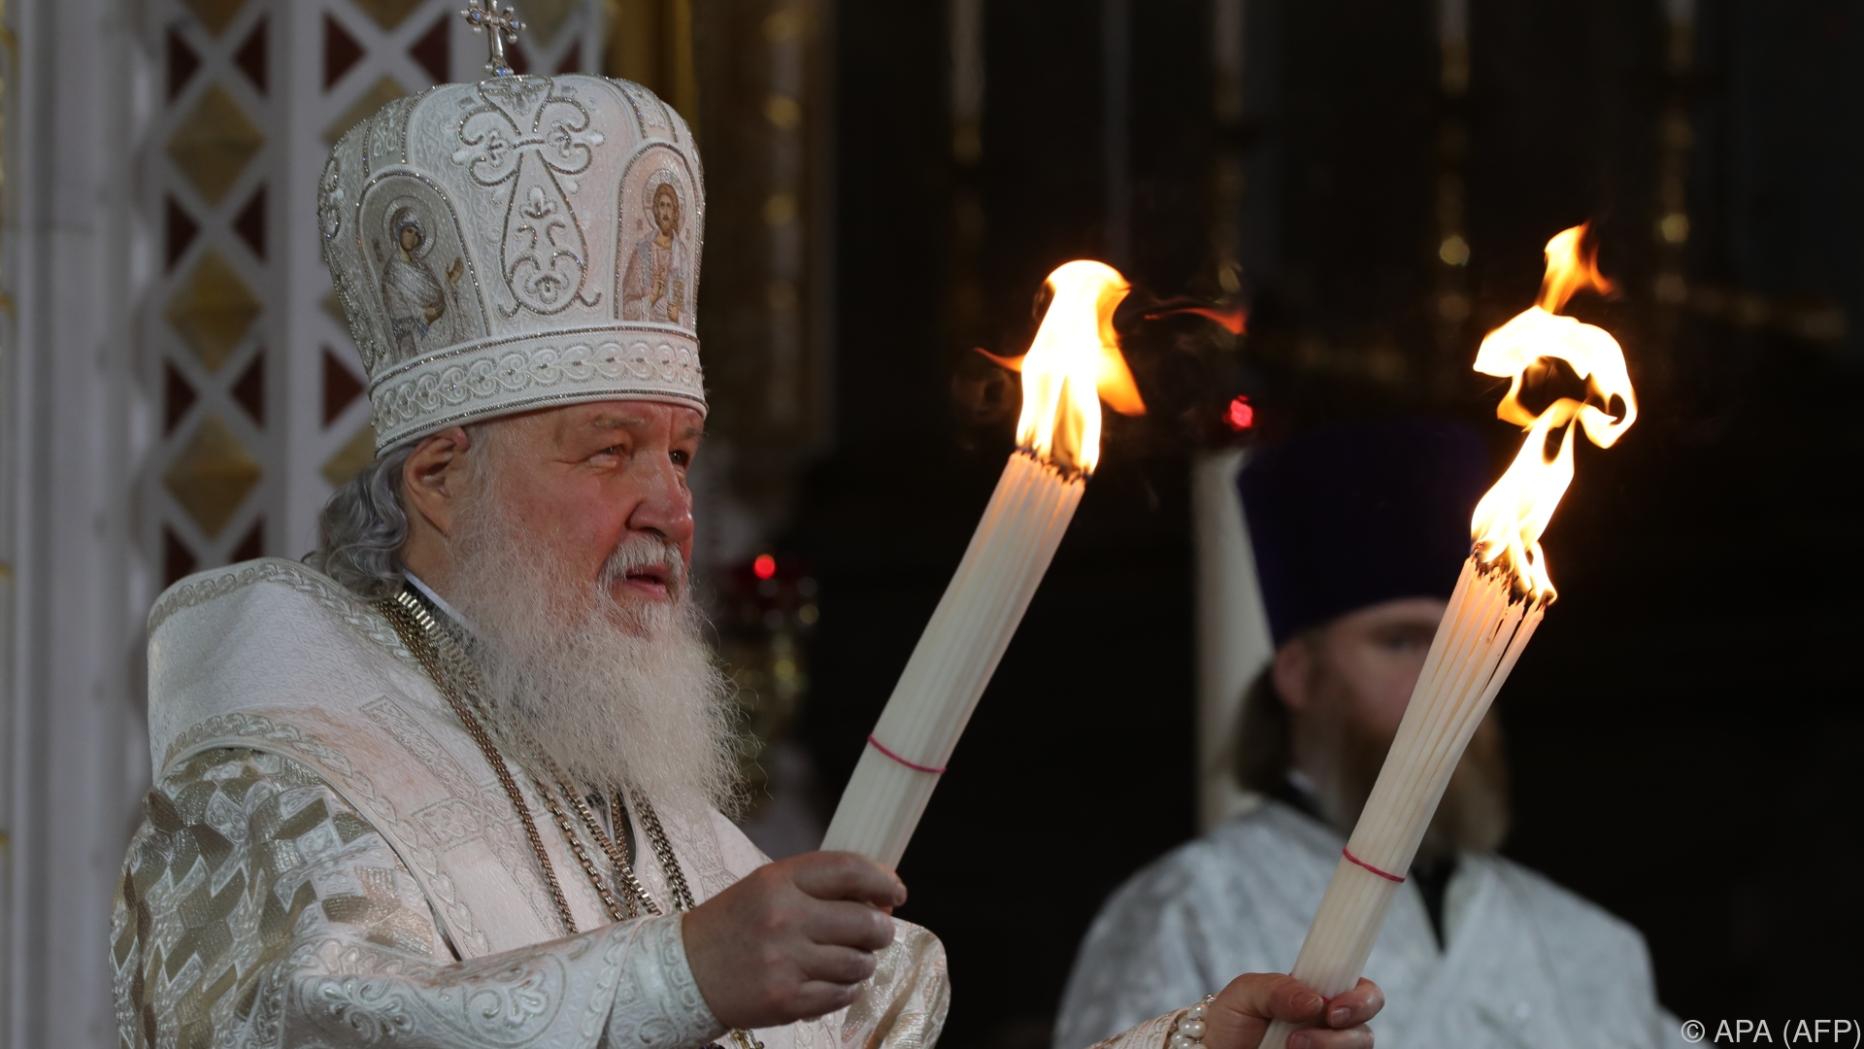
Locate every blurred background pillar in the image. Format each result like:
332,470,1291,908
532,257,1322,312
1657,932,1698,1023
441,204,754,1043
2,0,145,1045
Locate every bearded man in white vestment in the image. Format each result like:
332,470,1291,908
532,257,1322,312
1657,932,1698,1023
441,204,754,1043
1056,421,1699,1049
109,36,1388,1049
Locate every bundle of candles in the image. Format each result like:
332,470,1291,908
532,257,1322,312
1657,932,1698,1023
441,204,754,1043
821,260,1145,869
1258,224,1639,1049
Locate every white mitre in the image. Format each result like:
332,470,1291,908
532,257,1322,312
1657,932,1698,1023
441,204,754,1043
318,59,707,451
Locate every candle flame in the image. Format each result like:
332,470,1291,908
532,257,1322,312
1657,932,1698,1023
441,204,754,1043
1469,223,1638,601
1143,303,1249,334
985,260,1145,475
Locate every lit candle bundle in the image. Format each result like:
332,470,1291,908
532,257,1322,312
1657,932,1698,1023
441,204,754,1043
1260,225,1638,1049
822,260,1144,869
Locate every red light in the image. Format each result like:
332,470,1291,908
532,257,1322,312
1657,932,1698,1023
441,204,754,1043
752,553,778,581
1225,395,1256,432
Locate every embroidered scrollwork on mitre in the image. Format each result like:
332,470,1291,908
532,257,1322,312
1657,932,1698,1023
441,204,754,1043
369,333,704,449
452,77,607,317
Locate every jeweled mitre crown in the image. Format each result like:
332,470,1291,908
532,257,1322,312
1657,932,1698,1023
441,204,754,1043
319,74,706,451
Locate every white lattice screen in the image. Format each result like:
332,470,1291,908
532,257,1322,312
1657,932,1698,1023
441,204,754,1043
147,0,605,588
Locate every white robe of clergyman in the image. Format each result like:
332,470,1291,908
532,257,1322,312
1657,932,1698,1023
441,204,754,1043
1054,797,1701,1049
113,558,1189,1049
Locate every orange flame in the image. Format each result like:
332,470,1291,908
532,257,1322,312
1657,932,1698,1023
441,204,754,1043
1142,304,1249,334
981,261,1146,475
1469,223,1638,601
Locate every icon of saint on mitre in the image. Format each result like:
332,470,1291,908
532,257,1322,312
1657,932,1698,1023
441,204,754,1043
376,205,465,356
620,172,691,326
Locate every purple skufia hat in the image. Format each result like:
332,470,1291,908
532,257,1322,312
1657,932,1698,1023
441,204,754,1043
1239,418,1492,647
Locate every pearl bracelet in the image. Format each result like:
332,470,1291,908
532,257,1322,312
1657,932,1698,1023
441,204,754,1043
1167,994,1216,1049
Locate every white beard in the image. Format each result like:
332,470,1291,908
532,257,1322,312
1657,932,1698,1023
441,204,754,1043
444,475,745,820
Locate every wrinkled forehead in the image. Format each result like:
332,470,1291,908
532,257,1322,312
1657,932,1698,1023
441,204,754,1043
498,399,706,446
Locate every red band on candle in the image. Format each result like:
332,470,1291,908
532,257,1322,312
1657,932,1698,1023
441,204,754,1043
867,735,945,775
1342,846,1406,883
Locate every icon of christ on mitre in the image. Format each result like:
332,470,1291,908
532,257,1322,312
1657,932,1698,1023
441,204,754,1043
110,6,1383,1048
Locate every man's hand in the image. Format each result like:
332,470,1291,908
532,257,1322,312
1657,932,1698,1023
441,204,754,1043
1203,973,1384,1049
682,851,904,1030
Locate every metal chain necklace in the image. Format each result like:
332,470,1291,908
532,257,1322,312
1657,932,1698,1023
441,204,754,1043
529,770,649,923
532,751,699,915
377,588,580,933
377,585,764,1049
378,586,677,925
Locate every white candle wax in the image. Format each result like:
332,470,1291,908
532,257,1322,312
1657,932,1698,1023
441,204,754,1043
821,450,1085,869
1258,559,1544,1049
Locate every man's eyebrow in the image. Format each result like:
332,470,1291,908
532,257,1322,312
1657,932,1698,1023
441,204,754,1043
571,414,704,442
583,413,647,433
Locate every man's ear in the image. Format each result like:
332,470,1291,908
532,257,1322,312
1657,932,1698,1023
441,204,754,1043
401,427,474,538
1272,637,1313,713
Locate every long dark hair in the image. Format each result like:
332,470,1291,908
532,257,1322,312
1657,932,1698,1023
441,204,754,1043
1232,665,1293,795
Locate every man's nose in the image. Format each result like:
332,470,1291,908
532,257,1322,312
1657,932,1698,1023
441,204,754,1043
626,457,694,548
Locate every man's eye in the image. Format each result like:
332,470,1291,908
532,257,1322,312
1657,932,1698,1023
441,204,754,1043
671,449,693,467
593,444,626,459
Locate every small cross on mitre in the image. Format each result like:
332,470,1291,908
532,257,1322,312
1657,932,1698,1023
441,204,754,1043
461,0,525,77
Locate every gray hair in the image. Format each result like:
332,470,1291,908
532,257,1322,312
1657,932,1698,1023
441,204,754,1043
308,443,416,599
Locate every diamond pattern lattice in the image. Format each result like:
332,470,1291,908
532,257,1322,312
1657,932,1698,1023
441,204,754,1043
350,0,428,32
165,250,261,371
167,84,263,205
180,0,250,37
163,415,262,538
